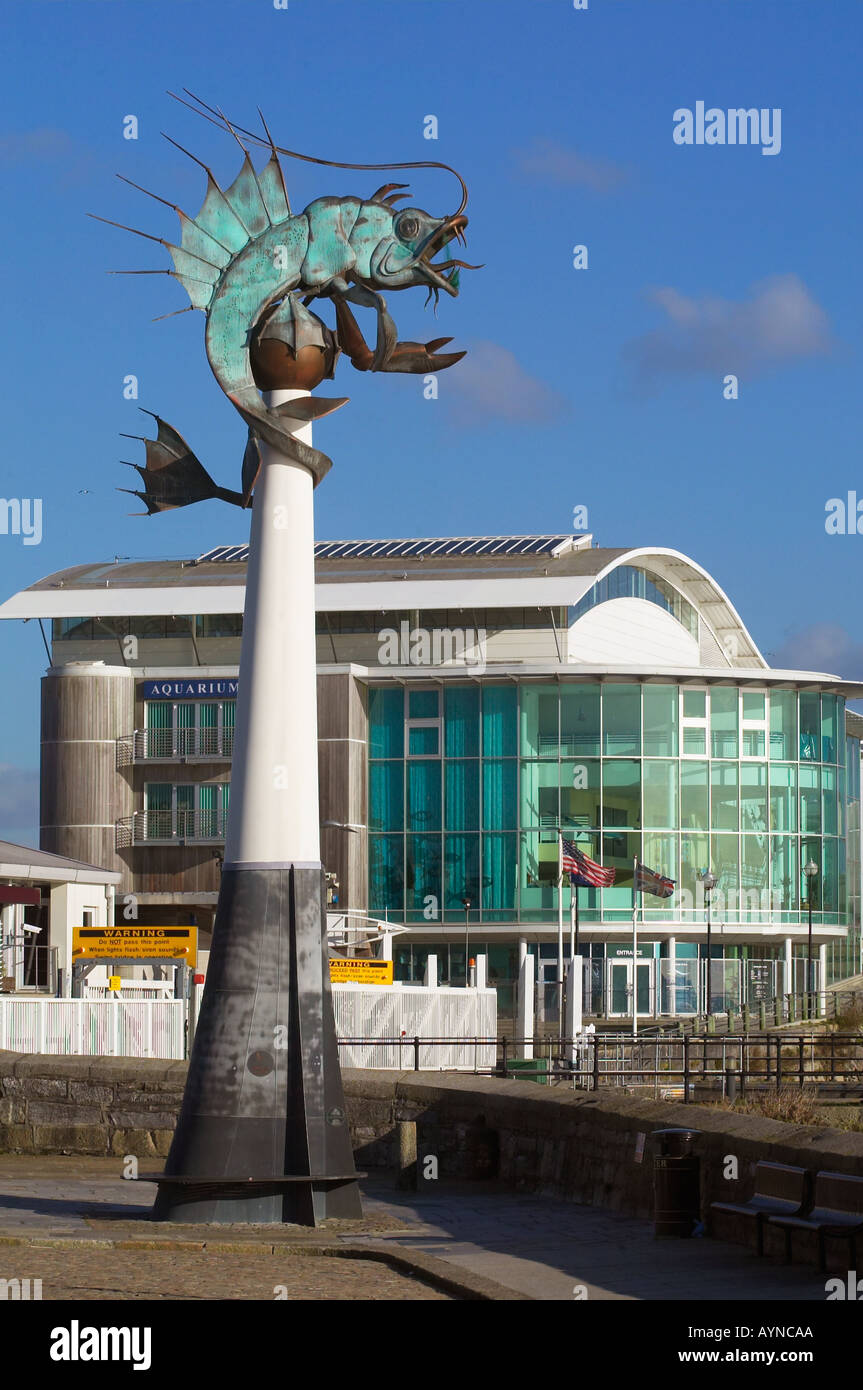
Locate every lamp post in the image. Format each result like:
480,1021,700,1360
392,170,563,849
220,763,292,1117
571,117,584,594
462,897,472,987
804,859,818,1020
698,870,716,1017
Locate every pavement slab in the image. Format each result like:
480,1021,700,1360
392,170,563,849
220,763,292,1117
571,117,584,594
0,1156,834,1302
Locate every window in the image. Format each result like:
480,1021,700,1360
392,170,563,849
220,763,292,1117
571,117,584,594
711,763,738,831
561,759,601,829
741,690,767,758
710,688,738,758
602,760,640,828
520,685,558,758
143,699,235,757
643,685,678,757
369,688,402,758
680,761,709,830
799,693,820,761
561,685,601,756
681,689,707,756
405,687,440,757
142,783,230,838
643,761,677,829
770,691,797,760
602,685,641,756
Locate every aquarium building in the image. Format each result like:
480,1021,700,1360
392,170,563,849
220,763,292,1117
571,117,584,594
1,531,860,1019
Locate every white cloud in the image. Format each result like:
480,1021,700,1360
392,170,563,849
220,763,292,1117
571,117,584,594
624,274,834,387
513,137,628,193
444,340,569,426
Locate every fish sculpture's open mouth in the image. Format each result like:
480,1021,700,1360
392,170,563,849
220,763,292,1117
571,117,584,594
416,214,480,296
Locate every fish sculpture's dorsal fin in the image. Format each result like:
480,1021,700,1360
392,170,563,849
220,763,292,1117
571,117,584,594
224,153,272,238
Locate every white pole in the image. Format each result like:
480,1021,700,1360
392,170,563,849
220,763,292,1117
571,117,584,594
557,830,564,1039
632,857,638,1038
223,389,320,867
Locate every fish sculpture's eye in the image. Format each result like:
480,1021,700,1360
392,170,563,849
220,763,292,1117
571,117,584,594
396,215,420,241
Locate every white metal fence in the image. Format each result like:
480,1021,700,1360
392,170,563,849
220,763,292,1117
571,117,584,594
0,986,494,1067
82,981,176,1001
0,999,185,1059
333,984,497,1070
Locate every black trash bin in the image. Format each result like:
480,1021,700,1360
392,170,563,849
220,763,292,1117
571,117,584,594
652,1127,701,1238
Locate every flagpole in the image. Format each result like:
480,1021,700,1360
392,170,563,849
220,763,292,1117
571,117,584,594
557,829,564,1044
632,857,638,1039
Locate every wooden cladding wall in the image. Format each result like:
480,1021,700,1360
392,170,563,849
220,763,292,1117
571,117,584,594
40,667,370,908
318,673,368,912
40,670,135,881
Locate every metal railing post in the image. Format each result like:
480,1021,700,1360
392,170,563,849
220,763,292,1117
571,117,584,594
413,1035,420,1071
592,1035,600,1092
683,1033,690,1103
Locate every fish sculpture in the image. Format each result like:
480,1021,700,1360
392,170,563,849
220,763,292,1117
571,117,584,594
93,92,479,511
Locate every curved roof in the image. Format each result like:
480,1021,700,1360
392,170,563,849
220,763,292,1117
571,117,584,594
0,534,818,680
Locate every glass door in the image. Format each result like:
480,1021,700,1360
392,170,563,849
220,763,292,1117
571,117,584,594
609,962,629,1015
607,960,654,1016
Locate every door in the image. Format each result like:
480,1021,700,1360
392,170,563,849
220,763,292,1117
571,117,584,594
607,960,654,1016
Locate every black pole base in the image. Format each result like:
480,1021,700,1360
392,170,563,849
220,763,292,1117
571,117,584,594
153,863,362,1226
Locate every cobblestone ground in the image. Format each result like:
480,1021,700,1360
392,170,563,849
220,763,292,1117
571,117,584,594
0,1247,452,1300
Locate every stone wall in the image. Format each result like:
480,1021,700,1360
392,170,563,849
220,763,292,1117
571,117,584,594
2,1052,863,1223
0,1053,187,1158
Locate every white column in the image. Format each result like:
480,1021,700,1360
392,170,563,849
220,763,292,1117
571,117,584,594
423,953,438,988
224,390,320,867
818,943,827,1000
667,936,676,1016
516,951,534,1060
380,929,393,962
565,957,583,1061
475,954,487,990
518,937,527,969
783,936,793,996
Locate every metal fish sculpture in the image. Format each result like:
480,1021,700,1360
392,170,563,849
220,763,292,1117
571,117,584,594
92,91,479,511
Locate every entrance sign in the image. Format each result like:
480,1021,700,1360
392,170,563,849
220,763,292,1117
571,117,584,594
73,927,197,966
329,959,393,985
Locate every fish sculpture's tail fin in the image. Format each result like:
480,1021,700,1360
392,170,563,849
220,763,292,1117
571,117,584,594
118,410,245,513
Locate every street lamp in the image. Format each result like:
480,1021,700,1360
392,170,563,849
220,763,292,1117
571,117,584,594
804,859,818,1019
698,870,716,1016
461,896,472,987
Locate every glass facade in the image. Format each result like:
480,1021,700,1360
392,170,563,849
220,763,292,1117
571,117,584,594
368,682,851,934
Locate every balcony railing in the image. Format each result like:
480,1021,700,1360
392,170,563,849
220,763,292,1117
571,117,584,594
115,808,228,848
117,727,235,766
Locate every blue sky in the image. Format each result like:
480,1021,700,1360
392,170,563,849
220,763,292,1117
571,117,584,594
0,0,861,842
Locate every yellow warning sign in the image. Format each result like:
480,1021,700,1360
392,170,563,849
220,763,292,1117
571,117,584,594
329,958,393,985
72,927,197,967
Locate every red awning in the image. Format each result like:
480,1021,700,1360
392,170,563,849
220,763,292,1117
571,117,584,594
0,884,42,907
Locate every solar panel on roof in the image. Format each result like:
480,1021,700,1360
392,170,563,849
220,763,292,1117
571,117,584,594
196,535,573,565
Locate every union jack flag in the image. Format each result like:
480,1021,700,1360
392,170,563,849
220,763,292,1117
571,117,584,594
561,837,616,888
635,861,675,899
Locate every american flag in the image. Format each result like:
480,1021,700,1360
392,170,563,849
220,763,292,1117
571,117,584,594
635,861,675,899
560,837,616,888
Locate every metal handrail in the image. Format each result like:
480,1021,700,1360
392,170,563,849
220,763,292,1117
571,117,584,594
115,808,228,847
336,1031,863,1089
116,728,235,765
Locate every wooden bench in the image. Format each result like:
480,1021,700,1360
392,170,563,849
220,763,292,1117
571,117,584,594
769,1170,863,1271
710,1161,811,1255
